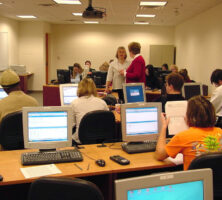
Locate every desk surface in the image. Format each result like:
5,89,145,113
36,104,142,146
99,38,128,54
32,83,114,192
0,143,174,186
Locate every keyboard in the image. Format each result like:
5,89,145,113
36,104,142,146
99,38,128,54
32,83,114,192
21,149,83,165
122,141,157,154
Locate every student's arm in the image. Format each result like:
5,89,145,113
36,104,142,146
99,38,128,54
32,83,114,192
155,113,169,160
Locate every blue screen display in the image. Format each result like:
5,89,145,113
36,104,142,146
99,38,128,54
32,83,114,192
126,85,144,103
127,180,203,200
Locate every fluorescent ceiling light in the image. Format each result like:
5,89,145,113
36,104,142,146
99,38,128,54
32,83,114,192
134,22,149,25
136,14,155,18
84,21,99,24
53,0,81,5
72,13,82,16
140,1,167,6
16,15,37,19
0,3,2,5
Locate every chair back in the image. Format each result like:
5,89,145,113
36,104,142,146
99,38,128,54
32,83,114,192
188,152,222,200
0,111,23,150
79,110,115,144
28,177,104,200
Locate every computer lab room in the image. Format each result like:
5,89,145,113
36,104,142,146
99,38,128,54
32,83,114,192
0,0,222,200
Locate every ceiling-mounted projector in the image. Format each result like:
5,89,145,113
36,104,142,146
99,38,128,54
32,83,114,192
83,0,106,19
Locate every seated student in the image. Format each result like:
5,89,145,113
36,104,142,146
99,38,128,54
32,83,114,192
0,69,39,123
85,60,95,72
170,64,179,73
210,69,222,128
157,73,185,112
179,68,193,83
72,63,83,84
71,78,108,144
155,95,222,170
145,64,161,90
161,63,169,71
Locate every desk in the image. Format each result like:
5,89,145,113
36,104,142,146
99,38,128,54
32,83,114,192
0,144,175,199
19,73,33,94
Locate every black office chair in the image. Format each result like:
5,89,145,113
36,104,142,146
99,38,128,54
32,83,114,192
28,177,104,200
0,111,24,150
79,110,116,145
188,152,222,200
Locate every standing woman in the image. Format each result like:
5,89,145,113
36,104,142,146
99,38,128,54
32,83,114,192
119,42,146,85
105,46,130,102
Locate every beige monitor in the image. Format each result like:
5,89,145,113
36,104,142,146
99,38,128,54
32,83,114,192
115,168,213,200
59,83,78,106
121,102,162,142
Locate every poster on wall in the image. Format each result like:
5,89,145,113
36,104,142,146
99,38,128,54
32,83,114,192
0,32,8,71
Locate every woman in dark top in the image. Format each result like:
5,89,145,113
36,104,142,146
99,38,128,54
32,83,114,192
145,64,161,89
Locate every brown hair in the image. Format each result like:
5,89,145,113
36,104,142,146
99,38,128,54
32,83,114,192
186,95,216,127
115,46,127,59
166,73,184,92
179,68,191,82
128,42,141,55
73,63,83,78
77,78,97,97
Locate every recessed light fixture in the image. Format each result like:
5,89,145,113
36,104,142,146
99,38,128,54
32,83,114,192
136,14,155,18
140,1,167,6
53,0,81,5
84,21,99,24
72,13,82,16
16,15,37,19
134,22,149,25
0,2,3,5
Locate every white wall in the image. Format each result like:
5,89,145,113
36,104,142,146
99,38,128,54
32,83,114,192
50,24,174,80
18,21,51,90
0,16,19,67
175,3,222,92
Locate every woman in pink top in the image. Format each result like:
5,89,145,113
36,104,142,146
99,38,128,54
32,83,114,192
119,42,146,85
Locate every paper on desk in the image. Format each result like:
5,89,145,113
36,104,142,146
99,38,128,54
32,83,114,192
20,164,61,179
165,153,183,165
165,101,189,136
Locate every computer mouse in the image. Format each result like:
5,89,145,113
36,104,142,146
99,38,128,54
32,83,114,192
95,159,106,167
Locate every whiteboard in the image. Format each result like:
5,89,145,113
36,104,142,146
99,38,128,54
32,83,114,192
0,32,8,71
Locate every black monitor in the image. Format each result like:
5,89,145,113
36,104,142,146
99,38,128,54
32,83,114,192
57,69,70,84
182,83,203,100
157,70,172,86
92,71,107,87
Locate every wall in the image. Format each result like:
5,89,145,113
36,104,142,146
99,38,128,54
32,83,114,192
0,16,19,68
175,3,222,92
50,24,174,80
18,21,51,90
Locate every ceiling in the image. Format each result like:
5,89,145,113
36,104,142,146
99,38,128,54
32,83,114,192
0,0,222,25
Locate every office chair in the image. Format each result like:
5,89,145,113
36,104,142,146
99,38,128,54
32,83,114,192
79,110,116,145
188,152,222,200
28,177,104,200
0,111,24,150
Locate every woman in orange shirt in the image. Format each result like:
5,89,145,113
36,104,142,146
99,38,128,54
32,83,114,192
155,95,222,170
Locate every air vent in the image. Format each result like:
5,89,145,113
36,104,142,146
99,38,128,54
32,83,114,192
38,3,56,7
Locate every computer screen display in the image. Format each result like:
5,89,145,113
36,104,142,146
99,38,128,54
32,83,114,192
59,84,78,106
23,107,72,149
121,102,161,142
0,87,7,100
57,69,71,84
123,83,146,103
115,168,213,200
182,83,203,100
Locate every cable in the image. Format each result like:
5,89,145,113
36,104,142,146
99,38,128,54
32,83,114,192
81,152,96,161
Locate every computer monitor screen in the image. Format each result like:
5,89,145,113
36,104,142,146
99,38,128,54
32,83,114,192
0,87,7,100
115,168,213,200
121,102,162,142
23,106,72,150
123,83,146,103
59,84,78,106
57,69,71,84
91,71,107,87
182,83,203,100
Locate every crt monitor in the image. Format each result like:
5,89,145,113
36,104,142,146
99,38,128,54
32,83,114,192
59,84,78,106
91,71,107,87
0,86,8,100
123,83,146,103
121,102,162,142
57,69,71,84
182,82,203,100
23,106,72,150
115,168,213,200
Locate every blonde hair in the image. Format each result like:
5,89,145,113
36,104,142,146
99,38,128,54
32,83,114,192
115,46,127,59
170,65,179,72
77,78,97,97
73,63,83,79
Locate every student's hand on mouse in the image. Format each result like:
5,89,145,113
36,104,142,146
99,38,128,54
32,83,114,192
161,113,170,128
